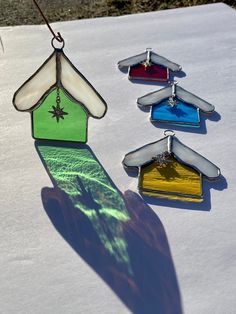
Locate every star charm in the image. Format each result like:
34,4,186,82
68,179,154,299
48,104,68,122
168,96,177,107
152,151,172,167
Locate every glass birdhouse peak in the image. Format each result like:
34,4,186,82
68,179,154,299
13,49,107,119
137,83,215,113
118,48,182,72
123,131,220,180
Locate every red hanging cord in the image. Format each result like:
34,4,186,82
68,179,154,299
32,0,63,42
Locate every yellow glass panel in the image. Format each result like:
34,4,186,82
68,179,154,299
139,156,202,201
141,191,203,203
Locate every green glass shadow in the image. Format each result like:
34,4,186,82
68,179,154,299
37,143,132,273
32,88,88,142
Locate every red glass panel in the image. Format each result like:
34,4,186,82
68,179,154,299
129,63,168,81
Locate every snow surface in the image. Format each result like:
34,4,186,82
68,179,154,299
0,3,236,314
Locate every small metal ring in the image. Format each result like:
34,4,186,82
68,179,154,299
51,37,65,50
164,129,175,137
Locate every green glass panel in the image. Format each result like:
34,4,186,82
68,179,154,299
32,88,87,142
36,143,132,273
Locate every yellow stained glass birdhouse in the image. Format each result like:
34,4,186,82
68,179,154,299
122,130,221,202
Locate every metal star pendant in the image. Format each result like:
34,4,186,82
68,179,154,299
48,103,68,122
168,96,177,107
152,151,172,168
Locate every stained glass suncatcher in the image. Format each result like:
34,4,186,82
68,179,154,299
118,48,182,82
137,83,215,127
13,46,107,143
123,130,221,202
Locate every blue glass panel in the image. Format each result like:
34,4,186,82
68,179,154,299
151,98,200,127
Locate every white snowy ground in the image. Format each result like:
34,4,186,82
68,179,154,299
0,3,236,314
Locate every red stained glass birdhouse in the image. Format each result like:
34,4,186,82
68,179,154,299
118,48,182,82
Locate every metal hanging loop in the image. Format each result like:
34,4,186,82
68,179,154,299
164,129,175,137
0,36,4,53
51,36,65,49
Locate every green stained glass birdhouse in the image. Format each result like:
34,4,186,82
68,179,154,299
13,47,107,143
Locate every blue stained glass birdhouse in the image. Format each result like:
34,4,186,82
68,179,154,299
137,83,215,127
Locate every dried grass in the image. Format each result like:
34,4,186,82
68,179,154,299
0,0,234,26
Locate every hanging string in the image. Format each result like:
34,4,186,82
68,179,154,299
32,0,63,42
0,36,4,53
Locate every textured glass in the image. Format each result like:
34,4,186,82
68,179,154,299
139,156,202,202
123,137,168,168
151,52,181,72
123,135,220,179
137,85,214,113
14,53,56,111
118,51,181,72
129,64,168,81
176,86,214,112
118,52,147,68
60,53,107,118
37,143,132,272
13,50,107,119
151,99,200,127
33,88,87,142
172,138,220,179
138,86,172,107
